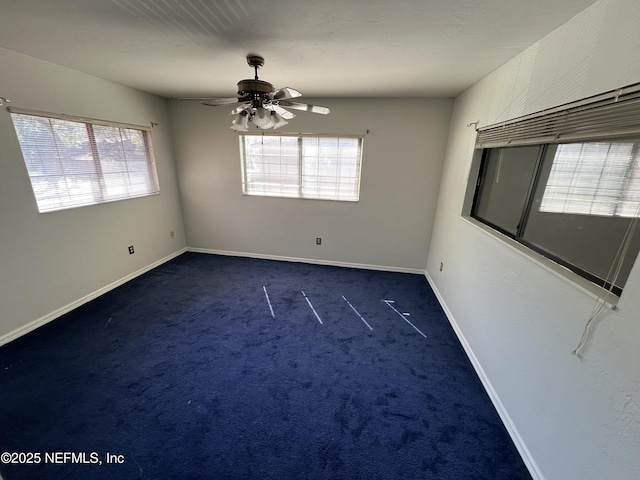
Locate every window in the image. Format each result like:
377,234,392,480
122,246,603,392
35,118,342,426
470,83,640,296
472,140,640,296
10,109,159,213
240,134,363,201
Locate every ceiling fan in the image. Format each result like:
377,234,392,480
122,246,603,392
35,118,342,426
184,55,330,131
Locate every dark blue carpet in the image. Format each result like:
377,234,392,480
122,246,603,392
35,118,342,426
0,253,531,479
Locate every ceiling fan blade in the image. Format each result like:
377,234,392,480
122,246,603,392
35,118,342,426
277,101,330,115
202,98,245,107
268,104,296,119
270,87,302,101
178,97,242,106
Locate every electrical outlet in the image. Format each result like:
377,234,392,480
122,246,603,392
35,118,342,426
439,262,443,272
128,245,135,255
316,237,322,245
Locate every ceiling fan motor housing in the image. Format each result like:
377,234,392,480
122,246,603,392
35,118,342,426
237,79,274,105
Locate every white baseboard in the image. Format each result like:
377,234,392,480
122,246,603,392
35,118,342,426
0,248,188,348
2,247,419,348
188,247,426,275
424,271,544,480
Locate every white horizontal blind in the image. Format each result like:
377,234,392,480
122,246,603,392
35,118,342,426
241,134,362,201
540,141,640,218
242,135,300,198
301,137,361,201
10,110,159,212
476,82,640,148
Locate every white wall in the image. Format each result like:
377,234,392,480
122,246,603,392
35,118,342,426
171,97,452,272
427,1,640,479
0,48,186,343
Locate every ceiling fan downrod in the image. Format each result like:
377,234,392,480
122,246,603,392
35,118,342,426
246,55,264,81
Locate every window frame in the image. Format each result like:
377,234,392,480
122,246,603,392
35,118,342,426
469,82,640,298
239,133,364,202
471,141,640,297
9,107,160,213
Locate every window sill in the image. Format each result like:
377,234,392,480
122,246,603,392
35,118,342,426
462,216,620,307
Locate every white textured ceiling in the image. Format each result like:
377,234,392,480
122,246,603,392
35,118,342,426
0,0,596,98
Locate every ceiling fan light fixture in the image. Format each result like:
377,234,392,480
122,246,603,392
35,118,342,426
270,111,288,129
230,111,249,131
252,106,274,129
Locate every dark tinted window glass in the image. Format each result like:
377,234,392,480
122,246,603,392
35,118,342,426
472,140,640,294
523,142,640,290
474,146,540,235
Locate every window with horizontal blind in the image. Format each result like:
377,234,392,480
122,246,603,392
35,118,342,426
9,108,159,213
240,134,363,201
470,82,640,296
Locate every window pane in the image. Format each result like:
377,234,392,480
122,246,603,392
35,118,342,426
539,142,639,217
243,135,300,197
523,142,640,290
11,115,103,209
473,146,540,235
301,137,361,201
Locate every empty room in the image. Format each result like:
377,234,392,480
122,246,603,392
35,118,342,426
1,0,639,479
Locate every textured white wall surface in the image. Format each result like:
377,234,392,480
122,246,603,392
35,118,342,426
427,1,640,479
170,97,452,272
0,48,186,343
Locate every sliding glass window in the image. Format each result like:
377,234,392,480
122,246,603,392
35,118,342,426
472,139,640,295
9,109,159,213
